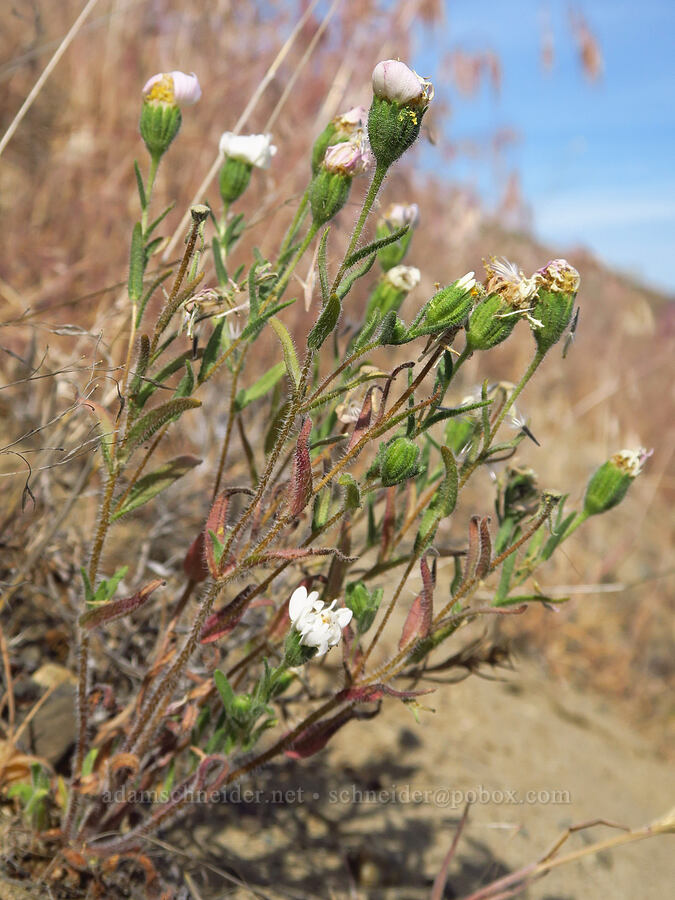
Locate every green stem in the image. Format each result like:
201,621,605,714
489,348,545,442
277,188,310,262
141,154,160,234
331,162,388,293
274,223,318,301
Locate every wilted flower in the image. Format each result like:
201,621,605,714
535,259,580,294
142,71,201,106
583,447,651,517
372,60,434,106
323,135,373,175
610,447,652,478
384,265,421,292
484,257,537,309
288,586,352,657
219,132,277,169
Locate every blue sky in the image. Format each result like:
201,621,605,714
416,0,675,294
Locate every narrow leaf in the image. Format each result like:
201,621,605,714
111,456,201,520
270,317,300,390
336,253,376,300
475,516,492,578
317,227,330,303
287,417,313,516
307,293,341,350
124,398,201,455
344,225,409,269
128,222,145,302
80,579,164,630
133,161,146,210
462,515,481,584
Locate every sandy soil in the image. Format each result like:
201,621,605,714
165,656,674,898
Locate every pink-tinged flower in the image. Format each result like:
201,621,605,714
219,132,277,169
372,59,434,106
142,71,201,106
535,258,581,294
382,202,420,229
288,586,352,657
323,135,373,175
334,105,367,134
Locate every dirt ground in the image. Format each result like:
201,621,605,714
161,655,674,899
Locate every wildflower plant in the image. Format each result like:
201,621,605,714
11,60,652,890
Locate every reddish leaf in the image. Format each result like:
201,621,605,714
205,490,231,576
337,683,434,703
347,386,379,451
462,515,482,585
475,516,492,578
287,417,313,516
284,708,355,759
257,547,356,564
398,557,434,650
183,531,209,582
79,579,165,630
200,584,256,644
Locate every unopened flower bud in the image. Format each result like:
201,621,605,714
380,436,421,486
140,71,201,158
423,271,476,330
530,259,580,353
465,293,518,352
219,132,277,169
309,169,352,226
323,137,373,175
368,60,433,169
583,448,651,517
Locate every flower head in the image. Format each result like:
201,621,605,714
384,264,421,293
219,132,277,169
142,71,201,106
381,202,420,230
334,105,368,135
611,447,652,478
372,60,434,107
535,258,580,294
483,257,536,309
323,134,373,175
288,586,353,657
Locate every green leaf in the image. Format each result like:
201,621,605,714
234,361,286,412
214,669,236,714
82,748,99,778
93,566,129,606
317,227,330,303
240,299,296,343
307,293,341,350
415,446,458,552
133,160,146,210
173,358,195,399
344,225,408,269
336,254,376,300
248,260,260,320
111,456,201,520
338,473,361,510
198,319,227,384
136,350,195,408
128,222,145,302
212,237,228,286
124,398,201,456
495,593,569,607
80,567,95,605
270,317,300,390
494,551,517,604
136,269,172,328
146,202,176,239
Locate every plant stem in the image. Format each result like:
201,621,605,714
141,154,159,234
331,162,387,294
273,223,318,301
489,348,545,442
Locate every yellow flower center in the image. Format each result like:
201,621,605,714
146,74,176,105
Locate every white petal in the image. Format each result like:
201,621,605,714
335,607,353,629
288,586,310,622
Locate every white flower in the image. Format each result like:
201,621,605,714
381,202,420,229
219,132,277,169
372,59,434,106
323,133,373,175
288,586,352,657
384,265,421,293
142,71,201,106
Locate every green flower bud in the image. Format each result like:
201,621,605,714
368,61,433,169
283,629,316,667
422,272,477,331
583,448,650,517
530,259,580,353
380,436,421,486
309,169,352,226
465,294,518,352
312,121,338,174
345,581,383,635
376,202,419,269
219,155,252,204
